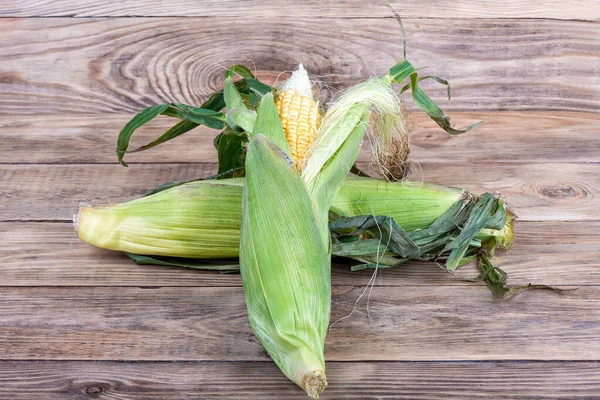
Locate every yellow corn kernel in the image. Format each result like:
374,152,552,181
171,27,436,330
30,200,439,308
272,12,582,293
274,65,320,171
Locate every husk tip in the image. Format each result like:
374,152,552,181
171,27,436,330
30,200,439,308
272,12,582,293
73,202,91,236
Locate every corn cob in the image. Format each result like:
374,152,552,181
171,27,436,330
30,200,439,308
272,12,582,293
274,64,320,171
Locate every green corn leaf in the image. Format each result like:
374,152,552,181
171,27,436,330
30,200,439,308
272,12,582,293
410,73,486,135
227,64,255,80
387,5,407,59
407,200,467,243
350,253,405,267
117,104,169,166
444,194,500,271
475,250,567,300
214,128,249,178
128,121,199,154
125,252,239,272
400,75,451,100
332,238,391,257
253,93,292,158
116,103,226,166
116,64,271,167
224,68,257,132
200,78,271,112
128,104,227,155
388,60,417,84
241,78,273,107
386,8,483,136
350,263,381,271
486,198,509,231
330,215,420,259
163,103,227,129
350,261,403,271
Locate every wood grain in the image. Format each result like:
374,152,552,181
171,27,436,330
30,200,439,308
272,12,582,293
1,360,599,399
1,18,599,115
2,111,599,164
2,0,599,20
0,286,593,361
2,220,598,287
2,162,598,222
1,0,599,397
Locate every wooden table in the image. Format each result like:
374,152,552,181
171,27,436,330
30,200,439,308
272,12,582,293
2,2,600,398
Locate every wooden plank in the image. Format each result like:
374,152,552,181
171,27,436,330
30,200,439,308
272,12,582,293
1,162,598,222
1,18,599,114
2,0,599,20
0,286,595,361
2,111,599,164
2,220,598,287
1,360,599,399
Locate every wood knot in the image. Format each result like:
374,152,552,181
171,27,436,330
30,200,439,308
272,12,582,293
85,386,103,395
539,185,576,198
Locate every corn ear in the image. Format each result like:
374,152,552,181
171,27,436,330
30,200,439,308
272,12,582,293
331,176,466,232
76,179,244,259
240,135,329,397
76,177,468,258
238,65,436,397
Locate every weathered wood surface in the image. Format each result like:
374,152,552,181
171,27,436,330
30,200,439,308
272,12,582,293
2,0,600,20
2,112,599,164
0,286,593,361
2,162,598,222
3,220,597,287
1,18,599,115
2,2,600,398
1,361,599,400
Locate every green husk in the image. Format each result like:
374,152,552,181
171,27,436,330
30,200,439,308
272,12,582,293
76,176,471,259
76,179,244,259
240,135,330,396
235,65,421,397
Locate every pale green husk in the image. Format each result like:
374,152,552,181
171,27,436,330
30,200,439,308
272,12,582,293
240,136,330,396
76,177,465,259
236,65,412,398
